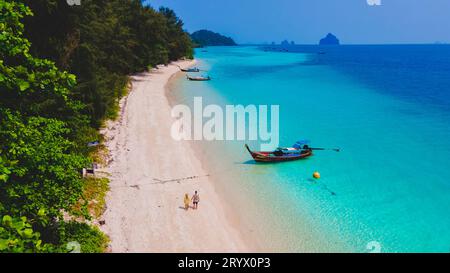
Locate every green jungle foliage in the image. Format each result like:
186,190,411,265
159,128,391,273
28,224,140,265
191,29,237,47
0,0,193,252
23,0,194,127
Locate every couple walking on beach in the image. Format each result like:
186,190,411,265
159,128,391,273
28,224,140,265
184,191,200,210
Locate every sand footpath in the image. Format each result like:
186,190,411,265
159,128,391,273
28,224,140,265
100,60,249,252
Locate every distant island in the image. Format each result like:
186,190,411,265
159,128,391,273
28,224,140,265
319,33,340,45
280,40,296,46
191,29,237,47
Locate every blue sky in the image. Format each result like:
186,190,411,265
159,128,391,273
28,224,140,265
145,0,450,44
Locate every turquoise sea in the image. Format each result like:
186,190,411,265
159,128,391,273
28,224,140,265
168,45,450,252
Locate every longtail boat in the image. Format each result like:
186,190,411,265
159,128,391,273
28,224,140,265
245,144,312,163
245,140,340,163
187,75,211,81
181,67,200,72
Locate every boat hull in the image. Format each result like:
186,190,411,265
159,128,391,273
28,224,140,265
187,77,210,81
245,144,312,162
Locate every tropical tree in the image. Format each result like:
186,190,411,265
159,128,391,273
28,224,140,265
0,1,88,252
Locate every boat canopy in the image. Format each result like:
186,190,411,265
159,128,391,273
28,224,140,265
293,139,310,149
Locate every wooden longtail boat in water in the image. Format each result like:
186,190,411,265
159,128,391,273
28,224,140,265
181,67,200,72
245,144,313,162
187,75,211,81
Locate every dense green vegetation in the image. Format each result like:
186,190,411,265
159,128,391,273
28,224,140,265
191,29,237,47
23,0,194,127
0,0,193,252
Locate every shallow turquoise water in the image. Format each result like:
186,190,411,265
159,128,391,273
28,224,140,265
168,46,450,252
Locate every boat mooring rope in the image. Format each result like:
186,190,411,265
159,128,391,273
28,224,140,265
307,178,337,196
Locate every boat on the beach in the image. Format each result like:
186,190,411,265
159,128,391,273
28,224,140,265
187,75,211,81
245,144,313,162
181,67,200,72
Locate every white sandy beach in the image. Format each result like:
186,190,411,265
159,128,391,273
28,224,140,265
100,60,250,252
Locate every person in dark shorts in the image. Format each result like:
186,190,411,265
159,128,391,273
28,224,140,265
191,191,200,209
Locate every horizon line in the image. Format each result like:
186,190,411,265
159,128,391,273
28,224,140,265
212,42,450,46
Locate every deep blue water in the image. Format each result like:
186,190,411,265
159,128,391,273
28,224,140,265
169,45,450,252
262,44,450,112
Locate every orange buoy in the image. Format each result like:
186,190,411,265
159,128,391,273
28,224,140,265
313,171,321,179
